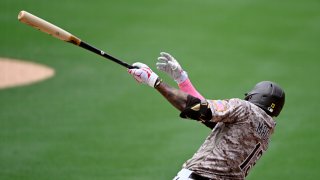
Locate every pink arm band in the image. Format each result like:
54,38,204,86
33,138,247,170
178,78,204,100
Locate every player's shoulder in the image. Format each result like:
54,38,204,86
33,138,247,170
224,98,249,108
228,98,266,112
227,98,274,123
228,98,247,104
206,98,247,112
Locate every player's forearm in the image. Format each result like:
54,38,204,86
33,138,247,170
178,78,204,100
155,81,188,111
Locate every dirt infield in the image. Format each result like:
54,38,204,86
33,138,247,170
0,57,55,89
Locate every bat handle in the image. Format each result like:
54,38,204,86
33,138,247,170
79,41,138,69
128,65,139,69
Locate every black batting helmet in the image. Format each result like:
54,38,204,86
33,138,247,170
245,81,285,117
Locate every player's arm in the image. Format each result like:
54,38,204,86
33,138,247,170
154,81,188,111
156,82,215,128
128,62,188,111
128,62,216,129
155,81,215,127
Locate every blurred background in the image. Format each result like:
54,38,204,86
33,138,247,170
1,0,319,179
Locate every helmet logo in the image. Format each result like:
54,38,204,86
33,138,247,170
268,103,276,112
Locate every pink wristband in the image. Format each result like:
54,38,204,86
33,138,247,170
178,78,204,100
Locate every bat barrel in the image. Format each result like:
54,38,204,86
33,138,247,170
18,10,81,45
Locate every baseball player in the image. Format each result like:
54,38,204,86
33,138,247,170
128,52,285,180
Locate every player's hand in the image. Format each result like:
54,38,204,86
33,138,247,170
156,52,188,84
128,62,160,88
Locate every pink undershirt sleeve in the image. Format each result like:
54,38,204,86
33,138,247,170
178,78,204,100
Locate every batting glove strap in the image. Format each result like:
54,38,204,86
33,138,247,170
154,77,162,88
175,71,188,84
148,72,159,88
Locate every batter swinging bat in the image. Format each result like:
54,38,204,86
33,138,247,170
18,10,136,69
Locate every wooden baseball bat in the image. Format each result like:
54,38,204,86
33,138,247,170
18,10,136,69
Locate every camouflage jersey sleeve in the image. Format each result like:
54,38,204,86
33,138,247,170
207,99,248,124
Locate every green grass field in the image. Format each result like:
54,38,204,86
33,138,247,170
1,0,320,179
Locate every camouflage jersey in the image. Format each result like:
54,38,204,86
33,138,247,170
183,98,276,179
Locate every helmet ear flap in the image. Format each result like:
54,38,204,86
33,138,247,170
244,93,252,101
